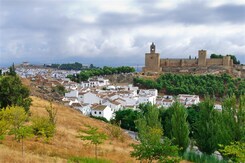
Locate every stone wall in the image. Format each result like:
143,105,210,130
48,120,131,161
206,59,223,66
160,59,198,67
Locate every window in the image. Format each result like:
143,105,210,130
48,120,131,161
99,112,101,114
94,111,97,114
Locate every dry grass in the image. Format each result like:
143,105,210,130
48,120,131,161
1,96,137,163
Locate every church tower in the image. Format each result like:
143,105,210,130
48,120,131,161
143,42,161,72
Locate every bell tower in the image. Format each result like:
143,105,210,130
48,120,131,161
143,42,161,72
150,42,156,53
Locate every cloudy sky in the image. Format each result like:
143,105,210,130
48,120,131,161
0,0,245,67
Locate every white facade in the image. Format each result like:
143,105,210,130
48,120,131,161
139,89,158,97
91,105,113,121
103,100,122,112
83,92,101,104
138,95,156,105
177,94,200,107
65,90,78,98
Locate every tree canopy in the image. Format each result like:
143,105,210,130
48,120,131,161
0,75,32,112
134,73,245,97
68,66,135,82
210,54,240,64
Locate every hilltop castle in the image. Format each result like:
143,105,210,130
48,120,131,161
143,43,234,73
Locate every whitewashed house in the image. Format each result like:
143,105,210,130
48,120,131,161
83,92,102,104
91,105,113,121
177,94,200,107
162,99,175,108
103,100,122,112
139,89,158,97
65,90,79,99
138,95,156,105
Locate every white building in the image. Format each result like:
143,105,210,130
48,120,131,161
91,105,113,121
103,100,122,112
156,95,174,108
65,90,78,99
139,89,158,97
177,94,200,107
138,95,156,105
83,92,102,104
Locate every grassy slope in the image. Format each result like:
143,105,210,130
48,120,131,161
0,96,136,163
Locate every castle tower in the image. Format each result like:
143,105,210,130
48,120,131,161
223,55,231,66
150,42,156,53
143,42,161,72
198,50,207,66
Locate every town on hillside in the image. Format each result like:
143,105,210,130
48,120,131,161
1,64,225,121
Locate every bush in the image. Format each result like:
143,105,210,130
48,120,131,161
106,124,124,142
31,116,55,141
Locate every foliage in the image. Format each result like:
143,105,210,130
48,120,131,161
106,124,124,142
31,116,56,142
182,151,227,163
3,106,28,141
78,125,107,158
131,105,180,162
14,126,33,156
114,109,140,131
1,106,32,157
170,102,190,152
68,66,135,82
7,63,17,76
210,53,240,64
47,62,87,70
0,109,11,140
133,73,245,97
0,75,32,112
45,102,57,125
219,142,245,162
186,105,200,138
67,156,112,163
52,85,66,96
194,97,220,154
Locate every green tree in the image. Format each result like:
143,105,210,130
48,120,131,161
0,76,32,112
0,109,10,140
15,126,33,157
219,142,245,162
4,106,28,141
31,116,56,142
131,106,180,162
194,97,219,154
8,63,16,76
78,125,107,159
2,106,32,157
171,102,190,152
114,109,140,131
45,102,57,125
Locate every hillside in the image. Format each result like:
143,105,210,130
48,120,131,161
0,96,136,163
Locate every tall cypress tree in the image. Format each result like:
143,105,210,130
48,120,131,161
194,97,219,154
171,102,190,152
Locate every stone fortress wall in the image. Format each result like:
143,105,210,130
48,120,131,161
143,43,234,73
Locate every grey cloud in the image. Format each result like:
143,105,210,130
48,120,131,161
0,0,245,67
96,2,245,27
